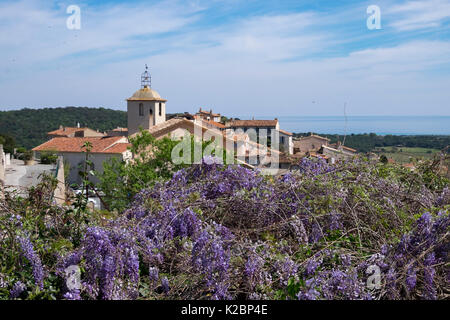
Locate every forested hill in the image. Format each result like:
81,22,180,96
293,132,450,153
0,107,127,149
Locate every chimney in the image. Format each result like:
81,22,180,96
77,122,80,128
59,125,63,130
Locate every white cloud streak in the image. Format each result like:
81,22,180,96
387,0,450,31
0,0,449,117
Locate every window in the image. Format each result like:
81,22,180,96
150,108,153,115
159,103,162,116
281,136,285,144
139,103,144,116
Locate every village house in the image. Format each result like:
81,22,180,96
292,134,357,164
224,119,293,155
106,127,128,137
195,108,221,122
48,124,105,139
293,134,330,154
33,136,131,185
319,145,355,163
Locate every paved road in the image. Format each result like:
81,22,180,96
4,159,55,193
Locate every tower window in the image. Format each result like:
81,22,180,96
159,103,162,116
139,103,144,116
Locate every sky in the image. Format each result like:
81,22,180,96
0,0,449,117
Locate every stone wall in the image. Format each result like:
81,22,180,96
0,145,5,199
53,155,66,205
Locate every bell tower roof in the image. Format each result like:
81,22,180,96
127,65,167,102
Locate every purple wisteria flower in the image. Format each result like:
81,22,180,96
17,236,44,289
10,281,26,299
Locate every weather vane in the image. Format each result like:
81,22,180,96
141,64,151,88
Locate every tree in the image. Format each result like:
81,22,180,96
96,131,190,211
0,134,16,154
97,129,232,212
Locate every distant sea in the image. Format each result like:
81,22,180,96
269,116,450,135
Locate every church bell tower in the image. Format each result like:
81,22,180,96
127,65,167,136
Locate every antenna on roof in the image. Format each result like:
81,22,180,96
141,64,151,88
342,102,348,147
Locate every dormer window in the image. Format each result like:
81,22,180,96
139,103,144,116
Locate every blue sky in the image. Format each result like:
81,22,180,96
0,0,449,117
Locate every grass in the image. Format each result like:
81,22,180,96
374,146,440,164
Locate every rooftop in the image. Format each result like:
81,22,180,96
33,136,130,154
197,108,221,117
127,86,167,102
48,127,91,136
111,127,128,132
225,119,279,128
297,134,330,141
279,129,293,136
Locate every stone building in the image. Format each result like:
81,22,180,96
195,108,221,122
127,66,166,136
319,145,356,163
224,119,293,155
33,136,131,186
293,134,330,154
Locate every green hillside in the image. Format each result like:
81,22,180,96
0,107,127,149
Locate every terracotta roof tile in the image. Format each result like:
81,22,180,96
197,110,221,117
279,129,293,136
33,136,127,154
298,134,330,141
225,120,279,128
103,143,131,154
342,146,357,152
48,127,87,136
205,120,225,129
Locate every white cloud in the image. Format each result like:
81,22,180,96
0,0,449,117
387,0,450,31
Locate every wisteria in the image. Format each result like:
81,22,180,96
1,157,448,300
17,236,44,290
10,281,27,299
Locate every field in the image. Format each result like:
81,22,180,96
374,146,441,163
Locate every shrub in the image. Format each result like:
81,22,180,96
22,150,34,161
1,157,448,300
40,151,58,164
